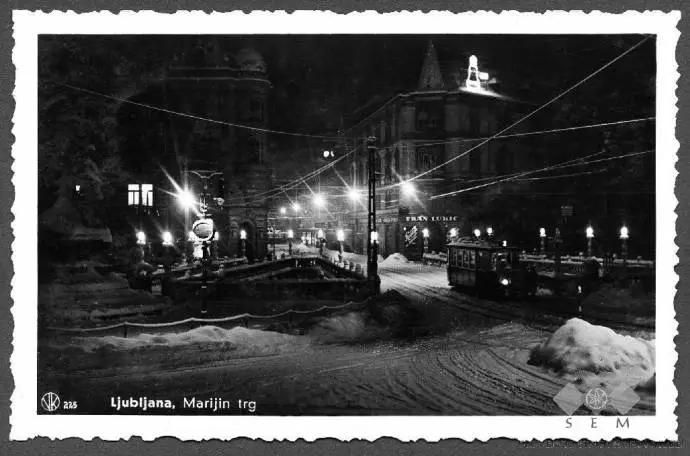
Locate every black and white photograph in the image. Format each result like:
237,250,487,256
10,11,679,442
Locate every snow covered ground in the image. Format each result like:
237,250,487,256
39,251,655,415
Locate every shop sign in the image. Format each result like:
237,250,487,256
404,215,460,222
377,216,398,224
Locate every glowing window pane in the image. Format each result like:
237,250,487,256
128,184,140,206
141,184,154,207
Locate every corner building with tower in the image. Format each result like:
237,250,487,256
345,41,535,260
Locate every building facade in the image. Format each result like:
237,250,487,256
120,39,273,262
345,42,534,259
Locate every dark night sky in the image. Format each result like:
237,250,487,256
40,34,656,179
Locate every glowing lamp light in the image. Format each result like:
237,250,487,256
313,193,325,208
401,181,416,197
337,229,345,242
370,231,379,243
136,231,146,245
240,229,247,240
214,231,220,241
348,188,360,201
317,229,324,239
323,150,335,159
177,189,196,210
502,240,508,247
586,226,594,239
292,202,301,212
620,226,629,240
539,227,546,238
287,229,294,239
500,278,510,286
473,229,481,238
422,228,430,238
279,207,287,215
449,228,458,238
162,231,173,246
486,227,494,236
301,235,306,242
75,184,81,192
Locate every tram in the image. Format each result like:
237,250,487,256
447,237,537,298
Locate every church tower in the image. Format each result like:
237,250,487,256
418,41,444,91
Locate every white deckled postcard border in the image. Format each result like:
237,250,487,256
10,10,679,441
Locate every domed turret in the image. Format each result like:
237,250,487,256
235,48,266,73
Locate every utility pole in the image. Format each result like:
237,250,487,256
367,136,380,293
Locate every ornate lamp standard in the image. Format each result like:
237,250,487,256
586,225,595,258
240,229,247,258
366,136,380,293
539,227,547,256
422,228,430,254
337,229,345,262
620,225,629,277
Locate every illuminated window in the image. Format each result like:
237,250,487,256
141,184,154,207
128,184,140,206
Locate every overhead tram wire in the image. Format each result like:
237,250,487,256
236,115,651,204
61,83,348,140
429,149,653,200
402,34,653,189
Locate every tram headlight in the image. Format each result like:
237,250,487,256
500,277,510,287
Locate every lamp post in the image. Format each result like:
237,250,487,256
586,225,594,258
240,229,247,258
539,227,547,256
366,136,380,292
337,229,345,262
317,228,325,256
473,228,481,239
422,227,430,254
486,227,493,237
449,227,458,242
136,230,147,262
620,226,629,276
287,229,294,256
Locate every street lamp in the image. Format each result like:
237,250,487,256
486,227,493,237
240,229,247,258
348,188,360,201
292,202,301,212
279,206,286,215
620,225,629,272
337,229,345,261
177,189,196,210
287,229,294,256
585,225,594,257
313,193,325,208
162,231,173,246
401,181,416,197
473,228,481,239
449,227,458,239
539,227,546,256
136,230,146,263
317,228,325,255
367,137,380,293
422,227,430,254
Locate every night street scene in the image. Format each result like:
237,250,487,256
37,34,656,416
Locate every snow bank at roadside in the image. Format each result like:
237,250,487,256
71,326,307,357
381,253,408,266
529,318,655,389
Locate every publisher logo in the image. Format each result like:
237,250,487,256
584,387,608,411
40,392,60,412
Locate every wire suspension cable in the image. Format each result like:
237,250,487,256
430,149,653,199
62,83,347,140
407,35,652,184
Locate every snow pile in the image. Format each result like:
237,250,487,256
75,325,307,357
309,312,381,343
381,253,409,266
529,318,655,389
